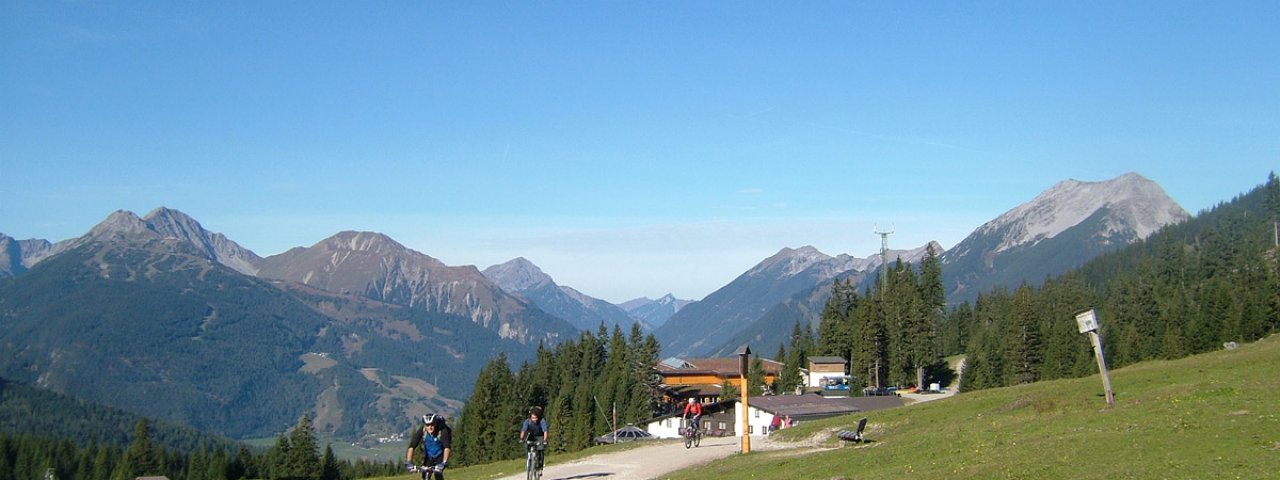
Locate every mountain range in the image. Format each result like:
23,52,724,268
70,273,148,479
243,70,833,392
482,257,644,332
655,172,1189,357
0,171,1189,441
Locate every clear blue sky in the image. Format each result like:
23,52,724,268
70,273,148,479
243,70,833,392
2,2,1276,303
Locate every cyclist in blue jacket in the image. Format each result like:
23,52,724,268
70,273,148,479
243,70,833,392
519,406,549,469
406,413,452,480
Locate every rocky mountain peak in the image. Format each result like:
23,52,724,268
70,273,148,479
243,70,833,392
751,245,834,277
482,257,554,292
76,207,262,275
143,207,207,241
980,172,1189,254
86,210,152,241
320,231,412,256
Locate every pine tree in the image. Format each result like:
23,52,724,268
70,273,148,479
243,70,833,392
627,327,663,423
747,355,768,396
286,414,321,480
268,433,291,480
1007,284,1042,384
320,445,340,480
816,279,856,359
914,245,944,387
456,353,515,465
121,419,161,479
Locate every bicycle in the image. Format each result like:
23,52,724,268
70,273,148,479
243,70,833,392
682,423,701,449
407,463,445,480
524,439,545,480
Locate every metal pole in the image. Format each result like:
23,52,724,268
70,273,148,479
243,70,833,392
1088,331,1116,407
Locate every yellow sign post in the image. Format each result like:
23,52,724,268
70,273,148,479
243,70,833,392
737,345,751,454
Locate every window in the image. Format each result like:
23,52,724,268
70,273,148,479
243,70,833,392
665,419,672,428
754,409,760,418
718,421,727,430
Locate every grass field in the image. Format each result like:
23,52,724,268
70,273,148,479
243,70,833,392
368,334,1280,480
658,334,1280,480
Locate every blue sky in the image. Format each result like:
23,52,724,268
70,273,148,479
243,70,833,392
2,2,1276,303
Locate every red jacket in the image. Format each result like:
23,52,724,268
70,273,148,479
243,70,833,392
683,401,702,417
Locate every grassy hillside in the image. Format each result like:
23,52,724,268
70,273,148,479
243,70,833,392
663,333,1280,479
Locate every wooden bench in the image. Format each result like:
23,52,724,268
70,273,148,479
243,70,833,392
837,417,867,443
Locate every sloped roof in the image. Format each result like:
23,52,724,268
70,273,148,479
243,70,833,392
746,394,903,418
656,357,784,376
660,357,692,369
808,356,847,365
660,383,724,397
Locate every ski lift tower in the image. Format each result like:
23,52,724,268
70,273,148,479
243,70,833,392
874,224,895,292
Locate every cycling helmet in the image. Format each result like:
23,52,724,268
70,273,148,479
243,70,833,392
422,413,436,426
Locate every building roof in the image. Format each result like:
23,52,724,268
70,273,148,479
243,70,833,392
647,399,736,423
660,383,724,397
808,356,847,365
745,394,903,419
656,357,784,376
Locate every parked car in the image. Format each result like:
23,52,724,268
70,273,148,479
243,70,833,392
593,425,656,445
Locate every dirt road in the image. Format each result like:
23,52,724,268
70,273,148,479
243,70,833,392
493,435,758,480
493,388,958,480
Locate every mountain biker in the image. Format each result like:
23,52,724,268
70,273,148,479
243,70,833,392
520,406,549,470
681,398,703,435
406,413,452,480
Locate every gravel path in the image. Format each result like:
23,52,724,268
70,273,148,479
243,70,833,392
492,387,960,480
492,435,778,480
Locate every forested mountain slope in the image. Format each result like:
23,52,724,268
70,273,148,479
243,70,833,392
956,173,1280,390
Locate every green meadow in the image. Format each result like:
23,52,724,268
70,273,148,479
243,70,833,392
389,334,1280,480
666,334,1280,480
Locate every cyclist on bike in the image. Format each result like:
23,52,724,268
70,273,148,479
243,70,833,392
406,413,452,480
681,398,703,435
520,406,549,470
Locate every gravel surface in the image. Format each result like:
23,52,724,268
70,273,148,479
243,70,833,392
492,435,775,480
492,389,958,480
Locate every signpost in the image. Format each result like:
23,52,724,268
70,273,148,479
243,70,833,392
737,345,751,454
1075,309,1115,407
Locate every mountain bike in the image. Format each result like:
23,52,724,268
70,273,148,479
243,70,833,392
408,463,444,480
525,439,545,480
683,423,701,448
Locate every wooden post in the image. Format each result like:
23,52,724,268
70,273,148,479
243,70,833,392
737,345,751,454
1075,309,1115,408
1088,331,1116,407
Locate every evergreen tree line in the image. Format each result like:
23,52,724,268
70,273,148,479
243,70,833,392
770,321,818,395
1,417,401,480
815,244,947,390
452,323,662,466
954,173,1280,391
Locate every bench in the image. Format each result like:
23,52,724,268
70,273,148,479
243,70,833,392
837,417,868,443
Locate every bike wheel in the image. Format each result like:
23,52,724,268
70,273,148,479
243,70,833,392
694,432,701,447
527,451,536,480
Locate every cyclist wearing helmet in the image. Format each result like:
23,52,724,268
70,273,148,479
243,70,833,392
682,398,703,433
406,413,452,480
520,406,549,469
